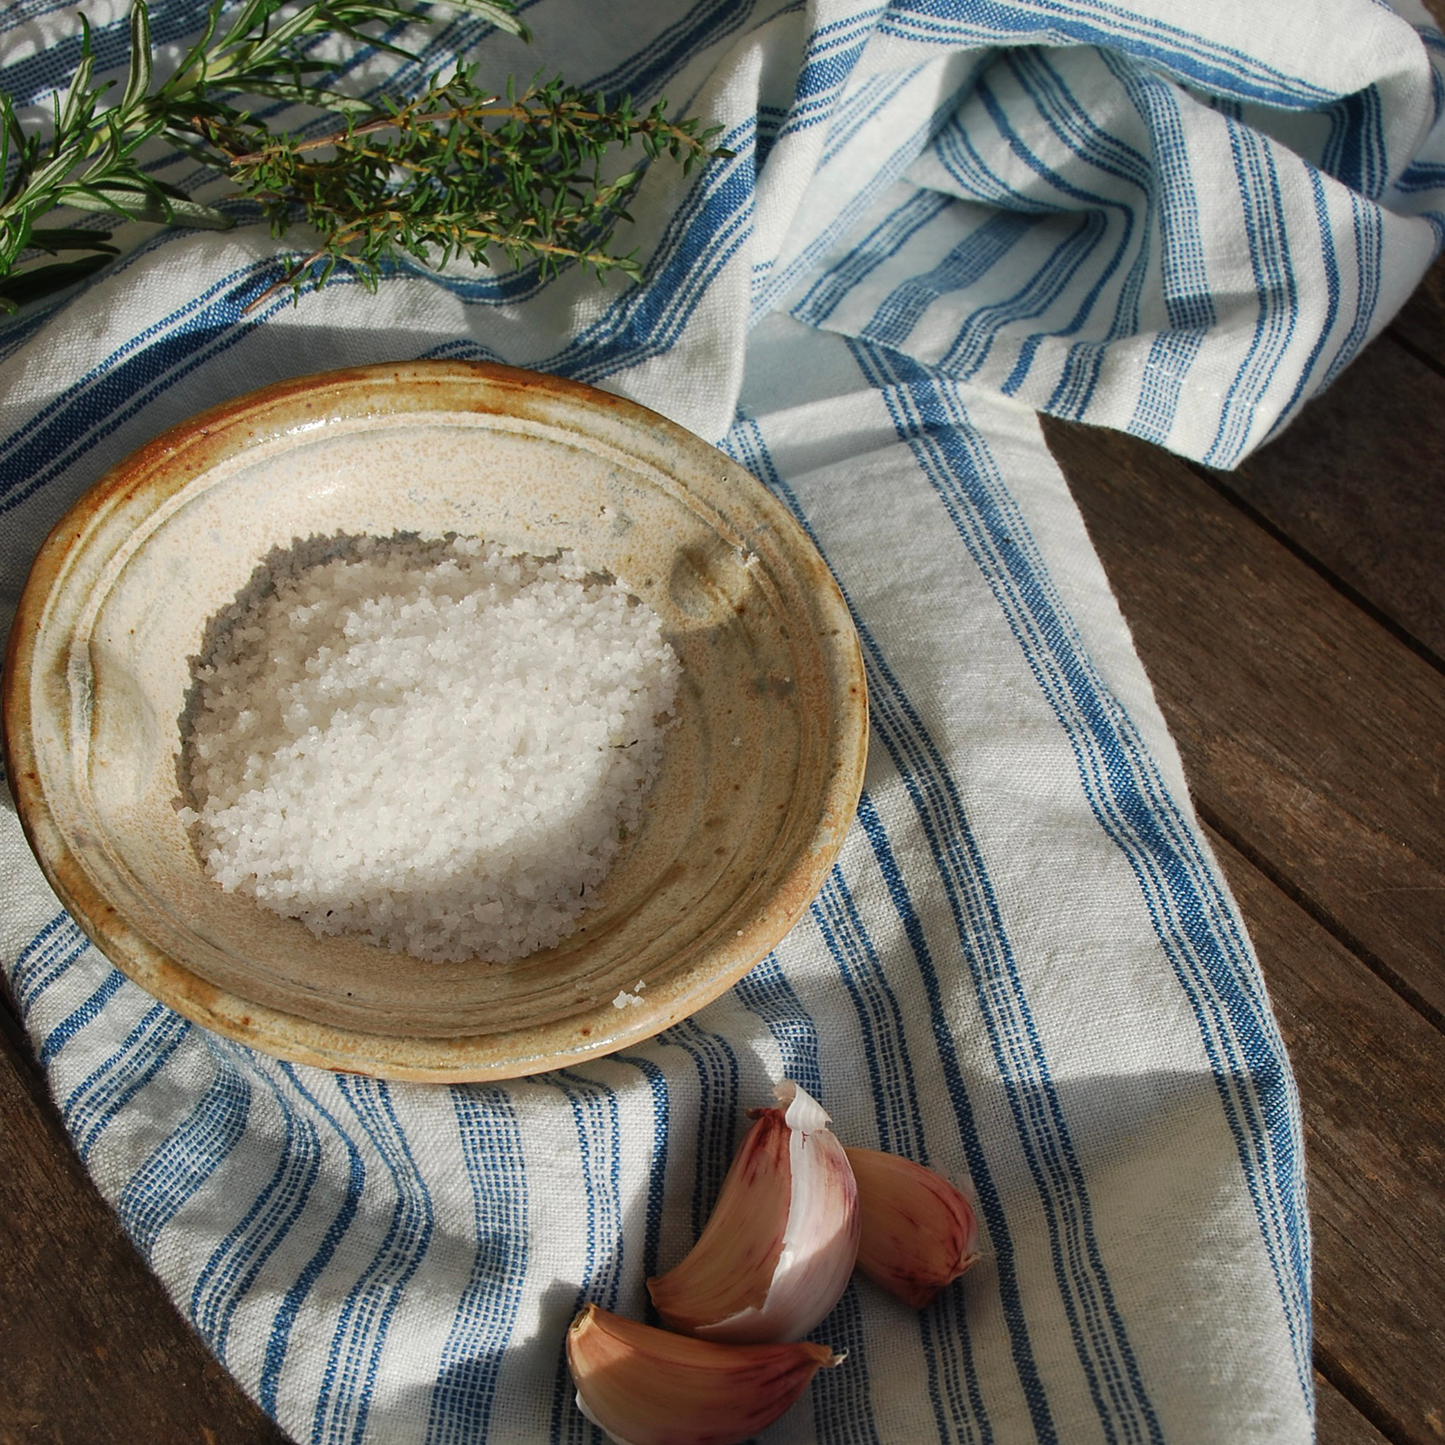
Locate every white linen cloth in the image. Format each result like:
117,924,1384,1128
3,1,1442,1442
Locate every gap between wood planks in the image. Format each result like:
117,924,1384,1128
1185,454,1445,678
1199,800,1444,1037
1212,828,1445,1445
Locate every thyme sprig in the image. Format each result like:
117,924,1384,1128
0,0,728,314
206,69,725,308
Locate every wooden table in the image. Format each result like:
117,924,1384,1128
3,253,1442,1443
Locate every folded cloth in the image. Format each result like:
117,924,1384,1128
2,2,1442,1442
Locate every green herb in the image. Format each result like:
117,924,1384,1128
0,0,730,314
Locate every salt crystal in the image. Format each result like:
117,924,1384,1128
179,533,681,965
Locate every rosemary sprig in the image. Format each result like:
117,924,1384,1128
0,0,728,314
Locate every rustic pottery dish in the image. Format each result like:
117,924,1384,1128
2,361,867,1082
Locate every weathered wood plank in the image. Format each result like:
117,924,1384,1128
1046,414,1445,1028
1211,330,1445,662
0,1020,289,1445
1211,829,1445,1445
1315,1373,1393,1445
1387,253,1445,373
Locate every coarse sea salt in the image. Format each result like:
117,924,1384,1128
177,532,681,964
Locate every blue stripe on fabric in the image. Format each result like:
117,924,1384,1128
1262,168,1342,441
660,1018,745,1240
927,115,1111,383
810,867,927,1162
820,68,919,169
860,209,1034,351
1424,33,1445,139
190,1060,323,1364
1012,50,1153,241
755,101,791,170
1395,159,1445,190
1205,122,1299,465
878,0,1336,108
931,94,1058,216
535,121,758,386
791,188,952,327
544,1071,628,1445
1321,89,1350,190
815,91,970,286
947,212,1103,381
1324,84,1388,201
738,399,1040,1445
777,7,880,140
849,340,1311,1401
312,1075,435,1445
723,414,1029,1445
423,1087,528,1445
609,1054,672,1298
0,6,205,109
1317,191,1383,394
586,0,761,105
811,1280,881,1445
1023,48,1154,188
0,257,290,512
964,68,1143,406
756,63,988,321
57,1001,189,1162
732,950,822,1094
1009,51,1156,416
10,913,90,1016
1101,50,1214,443
119,1051,253,1258
825,526,1166,1443
623,1017,746,1339
851,803,995,1445
257,1063,368,1420
38,968,124,1063
1129,327,1204,444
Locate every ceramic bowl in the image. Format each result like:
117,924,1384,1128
2,361,867,1082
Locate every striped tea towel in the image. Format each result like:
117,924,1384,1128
3,1,1443,1442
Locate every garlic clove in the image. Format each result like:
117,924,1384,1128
845,1145,980,1309
567,1302,843,1445
647,1079,860,1343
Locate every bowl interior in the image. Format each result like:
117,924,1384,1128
5,363,867,1081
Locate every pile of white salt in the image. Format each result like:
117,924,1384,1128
178,533,680,963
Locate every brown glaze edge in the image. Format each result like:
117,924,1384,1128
2,360,870,1082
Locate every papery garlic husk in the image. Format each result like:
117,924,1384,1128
845,1145,980,1309
647,1079,860,1343
567,1302,843,1445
